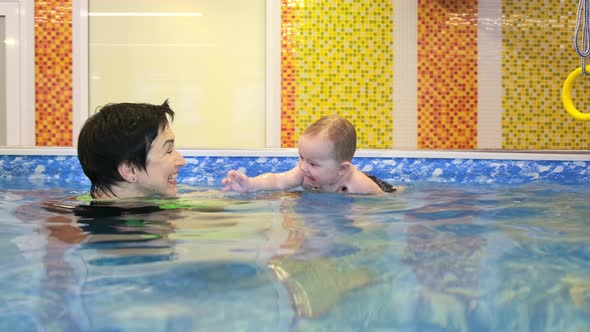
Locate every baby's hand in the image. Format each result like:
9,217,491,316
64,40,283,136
222,170,252,192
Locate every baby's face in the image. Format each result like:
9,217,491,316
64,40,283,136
297,133,342,188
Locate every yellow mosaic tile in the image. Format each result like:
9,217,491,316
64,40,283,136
282,0,394,148
502,0,590,149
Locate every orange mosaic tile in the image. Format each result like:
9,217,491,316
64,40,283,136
35,0,73,146
417,0,478,149
281,0,297,147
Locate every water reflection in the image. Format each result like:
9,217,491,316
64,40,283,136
13,194,184,331
262,187,490,331
11,190,274,331
3,184,590,331
401,199,486,331
266,192,372,320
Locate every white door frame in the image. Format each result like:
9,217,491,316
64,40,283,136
0,0,33,146
0,0,34,146
72,0,281,148
72,0,88,148
264,0,281,147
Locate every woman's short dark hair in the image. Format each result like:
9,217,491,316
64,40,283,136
77,100,175,198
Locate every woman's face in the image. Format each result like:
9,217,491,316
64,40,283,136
134,125,187,197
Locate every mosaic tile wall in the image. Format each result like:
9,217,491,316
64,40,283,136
417,0,478,149
281,0,297,147
280,0,394,149
28,0,590,150
502,0,590,150
34,0,73,146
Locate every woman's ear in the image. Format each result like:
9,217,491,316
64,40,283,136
338,161,351,175
117,162,138,183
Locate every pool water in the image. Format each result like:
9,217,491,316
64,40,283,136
1,182,590,331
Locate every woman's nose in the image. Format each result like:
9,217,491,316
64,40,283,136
176,152,187,166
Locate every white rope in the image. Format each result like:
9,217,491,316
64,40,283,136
574,0,590,74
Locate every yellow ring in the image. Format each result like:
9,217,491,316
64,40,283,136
562,65,590,121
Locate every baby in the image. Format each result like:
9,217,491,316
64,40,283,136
222,115,399,194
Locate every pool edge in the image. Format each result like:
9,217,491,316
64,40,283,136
1,147,589,161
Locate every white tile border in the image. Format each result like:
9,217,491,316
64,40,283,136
1,147,589,161
392,0,418,149
72,0,89,148
478,0,503,149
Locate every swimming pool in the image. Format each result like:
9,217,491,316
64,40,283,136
1,148,589,331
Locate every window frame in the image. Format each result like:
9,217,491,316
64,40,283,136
72,0,281,148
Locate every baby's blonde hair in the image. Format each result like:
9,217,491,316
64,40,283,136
303,114,356,162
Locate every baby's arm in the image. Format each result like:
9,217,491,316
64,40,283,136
222,166,303,193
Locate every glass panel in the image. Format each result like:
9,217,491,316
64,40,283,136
89,0,266,148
